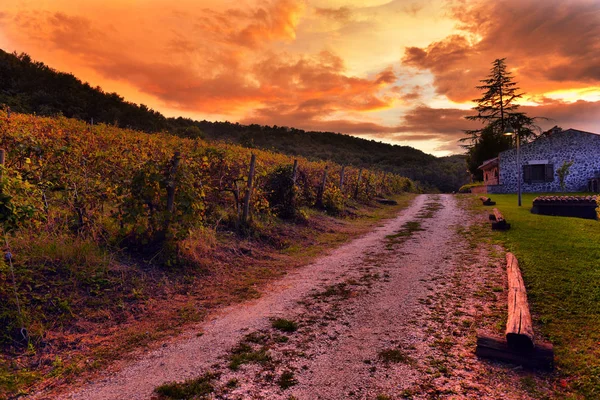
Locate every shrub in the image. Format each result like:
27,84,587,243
458,182,484,193
322,185,345,215
264,165,297,219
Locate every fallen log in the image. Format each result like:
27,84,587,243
476,253,554,369
480,196,496,206
506,252,534,351
490,208,510,230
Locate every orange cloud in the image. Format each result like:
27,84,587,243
314,7,353,22
229,0,305,48
403,0,600,102
1,0,598,156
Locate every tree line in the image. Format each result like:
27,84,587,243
0,49,469,192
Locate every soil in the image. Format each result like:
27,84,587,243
31,194,552,400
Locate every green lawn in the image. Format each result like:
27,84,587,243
480,193,600,399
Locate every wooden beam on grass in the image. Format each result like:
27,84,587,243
506,252,535,352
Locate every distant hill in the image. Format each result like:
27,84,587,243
0,49,469,191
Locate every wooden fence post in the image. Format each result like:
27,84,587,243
292,159,298,184
354,168,363,199
242,154,256,224
339,165,345,189
316,165,328,208
166,151,181,214
0,149,5,183
0,149,5,194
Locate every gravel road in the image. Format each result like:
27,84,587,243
38,194,543,400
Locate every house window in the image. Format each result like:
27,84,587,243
523,164,554,183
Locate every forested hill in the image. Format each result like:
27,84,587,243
0,49,469,192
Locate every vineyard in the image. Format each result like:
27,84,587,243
0,111,415,395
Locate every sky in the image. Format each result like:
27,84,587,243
0,0,599,156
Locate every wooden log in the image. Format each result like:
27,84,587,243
354,168,363,199
316,165,329,208
291,159,298,185
493,208,504,221
491,208,510,230
242,153,256,224
0,149,5,184
480,196,496,206
506,252,534,351
476,335,553,370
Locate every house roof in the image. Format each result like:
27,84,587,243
497,127,600,158
531,128,600,143
478,157,499,170
560,128,599,136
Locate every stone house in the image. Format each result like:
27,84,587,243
479,128,600,194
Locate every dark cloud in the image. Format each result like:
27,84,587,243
521,99,600,132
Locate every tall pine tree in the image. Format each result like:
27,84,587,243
462,58,541,178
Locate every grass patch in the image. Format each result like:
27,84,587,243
417,200,443,219
470,193,600,398
228,343,271,371
154,372,219,399
271,318,298,333
277,370,298,389
385,220,424,249
377,348,415,365
226,378,238,388
314,283,353,299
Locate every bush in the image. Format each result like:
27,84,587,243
264,165,297,219
322,185,345,215
458,182,484,193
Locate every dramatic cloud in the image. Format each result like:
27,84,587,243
0,0,599,156
403,0,600,102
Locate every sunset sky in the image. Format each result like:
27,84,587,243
1,0,599,156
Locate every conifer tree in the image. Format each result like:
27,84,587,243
462,58,542,178
462,58,539,146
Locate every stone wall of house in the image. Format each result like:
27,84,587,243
488,130,600,194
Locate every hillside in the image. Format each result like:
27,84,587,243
0,49,469,192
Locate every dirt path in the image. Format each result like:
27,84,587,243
41,194,542,399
